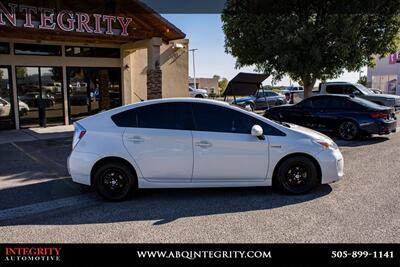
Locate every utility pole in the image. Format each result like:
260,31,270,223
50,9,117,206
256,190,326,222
189,48,198,89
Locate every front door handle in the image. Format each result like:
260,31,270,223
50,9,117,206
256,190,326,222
195,140,212,149
127,136,144,144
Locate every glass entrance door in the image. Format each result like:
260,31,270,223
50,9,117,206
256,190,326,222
16,67,64,128
67,67,121,122
0,66,14,130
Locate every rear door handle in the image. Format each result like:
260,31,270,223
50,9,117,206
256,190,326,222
127,136,144,144
195,140,212,149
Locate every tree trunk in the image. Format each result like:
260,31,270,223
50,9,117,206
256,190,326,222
303,84,314,98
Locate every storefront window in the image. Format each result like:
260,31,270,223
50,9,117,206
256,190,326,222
15,43,62,56
0,43,10,54
16,67,64,128
67,67,121,122
65,46,120,58
0,66,14,130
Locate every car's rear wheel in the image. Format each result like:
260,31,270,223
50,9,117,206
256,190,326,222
94,162,136,201
338,120,358,140
195,94,204,98
275,156,319,194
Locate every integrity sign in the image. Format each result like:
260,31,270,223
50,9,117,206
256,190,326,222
0,2,133,36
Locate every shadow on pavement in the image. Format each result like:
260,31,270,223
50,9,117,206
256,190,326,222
1,183,332,226
0,178,91,210
335,136,389,147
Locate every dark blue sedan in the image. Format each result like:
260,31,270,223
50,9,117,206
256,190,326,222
264,95,397,140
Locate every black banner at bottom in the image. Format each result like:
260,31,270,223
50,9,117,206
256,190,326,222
0,244,399,266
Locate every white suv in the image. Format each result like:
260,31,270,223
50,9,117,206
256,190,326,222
68,98,343,201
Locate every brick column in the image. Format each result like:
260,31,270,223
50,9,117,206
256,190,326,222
147,65,162,100
147,38,162,100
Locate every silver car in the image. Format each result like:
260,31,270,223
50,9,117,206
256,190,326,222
234,90,287,111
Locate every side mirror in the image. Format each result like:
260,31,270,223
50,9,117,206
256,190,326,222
251,125,265,140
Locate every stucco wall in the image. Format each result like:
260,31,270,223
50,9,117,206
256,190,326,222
161,39,189,98
126,39,189,103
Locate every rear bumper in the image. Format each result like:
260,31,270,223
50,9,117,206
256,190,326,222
359,119,397,135
68,151,100,186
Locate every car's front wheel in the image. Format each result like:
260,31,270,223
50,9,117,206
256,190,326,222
275,156,319,194
94,162,137,201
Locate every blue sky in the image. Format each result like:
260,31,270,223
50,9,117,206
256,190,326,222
162,14,367,86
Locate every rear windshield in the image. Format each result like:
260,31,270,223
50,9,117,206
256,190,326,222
351,97,386,109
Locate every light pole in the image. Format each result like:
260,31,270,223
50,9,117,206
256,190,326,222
189,48,198,89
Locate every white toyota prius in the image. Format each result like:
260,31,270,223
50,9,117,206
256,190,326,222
68,98,343,201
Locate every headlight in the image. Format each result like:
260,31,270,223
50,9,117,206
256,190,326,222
313,139,338,150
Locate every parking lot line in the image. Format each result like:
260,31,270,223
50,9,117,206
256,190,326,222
10,142,42,164
0,193,98,222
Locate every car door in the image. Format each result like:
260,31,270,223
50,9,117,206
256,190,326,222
286,98,314,126
191,103,269,181
122,102,194,182
254,91,268,110
307,97,332,130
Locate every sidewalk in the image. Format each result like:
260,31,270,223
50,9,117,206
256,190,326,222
0,125,74,144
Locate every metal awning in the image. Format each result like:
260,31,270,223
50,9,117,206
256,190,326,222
223,72,269,97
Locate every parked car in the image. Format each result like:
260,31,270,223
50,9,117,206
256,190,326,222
286,86,304,92
316,82,400,111
19,92,55,108
234,90,286,111
264,95,397,140
370,88,383,94
0,97,30,117
68,98,343,201
189,87,208,98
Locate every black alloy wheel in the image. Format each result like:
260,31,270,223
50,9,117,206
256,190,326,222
94,162,136,201
338,120,358,141
276,156,318,194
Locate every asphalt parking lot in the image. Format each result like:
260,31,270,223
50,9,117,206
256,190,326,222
0,130,399,243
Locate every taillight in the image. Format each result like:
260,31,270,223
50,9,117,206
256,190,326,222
369,112,387,119
72,123,86,149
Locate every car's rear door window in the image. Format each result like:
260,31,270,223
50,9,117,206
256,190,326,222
326,85,344,94
112,102,193,130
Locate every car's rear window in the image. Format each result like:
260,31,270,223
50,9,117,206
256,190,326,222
351,97,386,109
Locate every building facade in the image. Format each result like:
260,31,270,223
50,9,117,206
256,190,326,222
367,54,400,95
189,77,220,96
0,0,189,130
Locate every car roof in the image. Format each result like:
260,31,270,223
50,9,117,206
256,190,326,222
308,94,351,99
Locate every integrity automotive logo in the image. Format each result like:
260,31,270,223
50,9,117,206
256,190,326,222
3,247,62,263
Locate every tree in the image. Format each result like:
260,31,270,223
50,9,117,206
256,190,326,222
213,74,229,95
218,78,229,94
222,0,400,98
358,75,368,86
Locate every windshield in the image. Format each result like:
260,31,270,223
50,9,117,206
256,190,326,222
354,83,375,95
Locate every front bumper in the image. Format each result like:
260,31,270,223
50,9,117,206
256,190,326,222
318,148,344,184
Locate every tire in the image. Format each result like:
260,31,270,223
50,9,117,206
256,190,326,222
275,156,319,194
93,161,137,201
338,120,359,141
275,100,284,106
195,94,204,98
244,102,255,111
